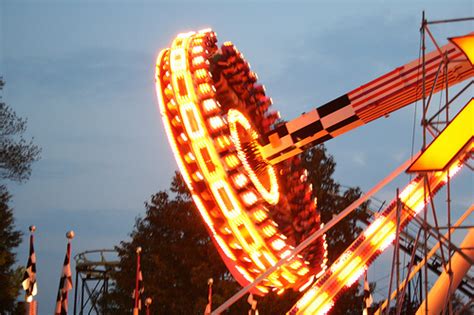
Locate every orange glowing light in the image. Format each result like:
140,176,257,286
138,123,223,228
450,34,474,65
156,29,327,296
408,98,473,172
228,109,280,205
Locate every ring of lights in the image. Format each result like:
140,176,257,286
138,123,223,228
155,29,327,294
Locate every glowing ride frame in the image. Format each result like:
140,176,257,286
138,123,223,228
155,29,327,294
155,28,473,314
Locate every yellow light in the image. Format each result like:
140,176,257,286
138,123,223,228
303,292,334,315
242,191,258,206
252,208,268,223
202,99,219,113
272,239,286,251
208,116,225,130
407,99,473,172
262,224,277,237
228,109,280,205
297,267,310,276
450,34,474,65
232,173,249,188
224,154,240,169
157,29,314,294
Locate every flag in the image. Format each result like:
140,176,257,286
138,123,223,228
133,247,144,315
247,293,259,315
55,239,73,315
204,278,213,315
22,227,38,303
363,271,373,315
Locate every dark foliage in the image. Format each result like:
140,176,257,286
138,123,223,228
109,145,372,314
0,185,23,314
0,78,41,183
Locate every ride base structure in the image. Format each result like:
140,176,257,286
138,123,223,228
154,15,473,315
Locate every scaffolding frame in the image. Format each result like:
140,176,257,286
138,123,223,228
73,249,119,315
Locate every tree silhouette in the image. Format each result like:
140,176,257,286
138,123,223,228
0,78,40,314
109,145,370,314
0,78,41,183
0,185,23,314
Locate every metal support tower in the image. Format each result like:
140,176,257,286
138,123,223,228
381,13,474,315
73,249,119,315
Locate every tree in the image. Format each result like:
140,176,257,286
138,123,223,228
0,78,41,183
0,78,40,313
106,172,249,314
109,145,372,314
302,146,370,314
0,185,23,314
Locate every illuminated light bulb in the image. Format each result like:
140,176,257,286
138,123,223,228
192,171,204,181
262,251,277,266
277,288,285,295
208,116,225,131
271,239,286,251
250,252,266,270
236,265,255,282
243,256,252,263
256,286,269,294
298,275,315,292
330,251,352,273
192,56,205,67
399,181,418,201
280,250,292,259
232,173,249,188
184,152,196,163
194,69,208,80
167,99,177,111
202,99,219,114
303,292,334,315
335,256,364,287
242,191,258,206
216,135,231,151
224,154,240,169
364,216,385,239
363,216,397,252
171,115,181,127
281,270,297,284
262,224,277,237
295,287,319,311
178,133,188,143
192,45,204,55
289,260,303,270
198,83,212,96
252,208,267,223
297,267,309,276
223,227,232,234
214,235,236,261
230,242,242,249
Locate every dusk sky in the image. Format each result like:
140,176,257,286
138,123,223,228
1,1,472,313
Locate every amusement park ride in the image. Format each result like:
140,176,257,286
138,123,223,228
154,15,473,315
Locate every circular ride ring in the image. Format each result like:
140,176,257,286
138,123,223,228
155,29,327,294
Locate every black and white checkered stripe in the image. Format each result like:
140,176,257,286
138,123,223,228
55,242,73,315
363,271,373,315
264,94,363,164
22,233,37,302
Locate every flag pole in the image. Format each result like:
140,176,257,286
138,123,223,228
133,247,142,315
204,278,213,314
55,230,74,315
23,225,38,315
145,297,152,315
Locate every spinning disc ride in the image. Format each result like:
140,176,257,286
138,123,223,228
155,26,473,314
